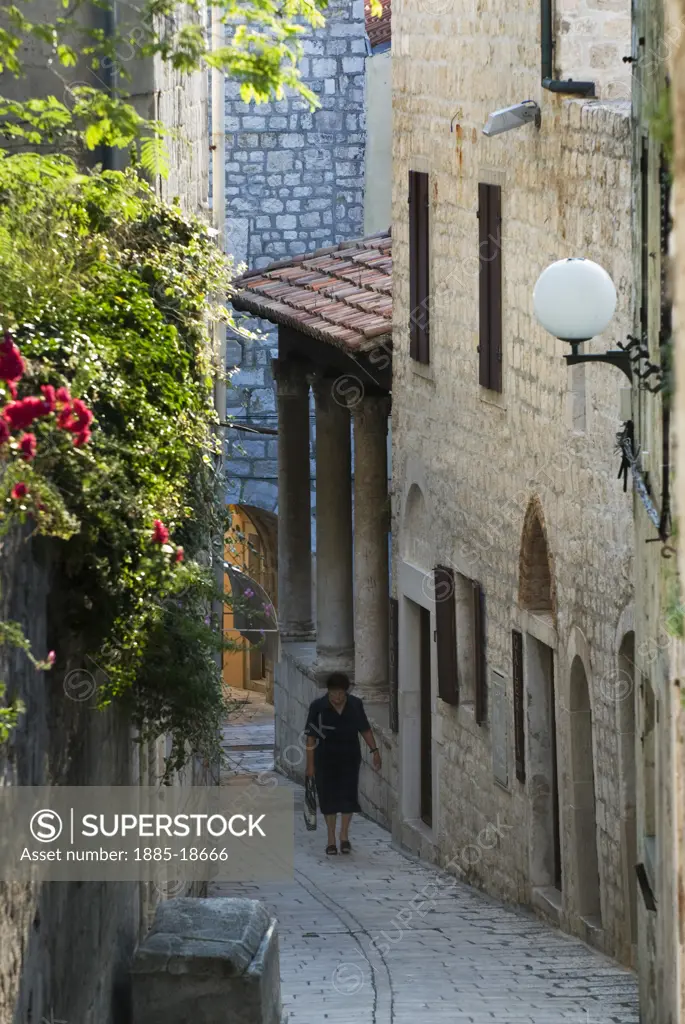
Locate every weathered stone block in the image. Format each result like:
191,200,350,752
312,58,338,77
131,898,283,1024
266,152,294,173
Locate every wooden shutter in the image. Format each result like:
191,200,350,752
478,183,502,392
659,153,671,347
409,170,430,364
473,580,487,723
512,629,525,782
389,596,399,733
640,138,649,342
434,565,458,705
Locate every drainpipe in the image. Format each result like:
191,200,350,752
541,0,595,97
100,1,116,170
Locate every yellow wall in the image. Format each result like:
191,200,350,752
223,506,249,690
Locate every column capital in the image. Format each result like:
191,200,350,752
310,370,365,414
272,357,311,398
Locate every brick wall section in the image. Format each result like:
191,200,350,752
393,0,634,965
225,0,367,513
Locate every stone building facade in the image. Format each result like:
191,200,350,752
632,0,685,1018
390,0,636,968
224,0,367,516
665,0,685,1016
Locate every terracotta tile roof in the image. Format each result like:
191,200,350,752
365,0,391,48
231,232,392,354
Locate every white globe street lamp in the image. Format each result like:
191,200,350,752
533,257,632,382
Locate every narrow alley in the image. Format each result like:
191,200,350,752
213,696,639,1024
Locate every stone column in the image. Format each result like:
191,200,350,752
353,395,390,700
312,375,354,673
274,359,313,638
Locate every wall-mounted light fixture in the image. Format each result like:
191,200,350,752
482,101,541,137
541,0,595,96
533,258,632,381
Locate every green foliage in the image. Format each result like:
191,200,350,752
0,0,332,159
0,620,50,744
0,683,25,744
0,151,239,770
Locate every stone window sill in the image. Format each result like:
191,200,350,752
411,360,435,382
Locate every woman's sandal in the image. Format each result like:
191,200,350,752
325,844,338,855
340,840,351,854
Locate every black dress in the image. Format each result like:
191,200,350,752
305,693,371,815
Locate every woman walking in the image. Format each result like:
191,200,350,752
305,672,381,855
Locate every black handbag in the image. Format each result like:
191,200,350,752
304,777,317,831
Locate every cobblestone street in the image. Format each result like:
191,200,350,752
212,695,640,1024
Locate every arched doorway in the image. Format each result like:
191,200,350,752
518,499,555,615
617,631,637,958
519,499,561,894
399,480,435,832
569,655,601,923
223,504,278,701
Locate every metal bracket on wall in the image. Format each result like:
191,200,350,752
564,348,633,383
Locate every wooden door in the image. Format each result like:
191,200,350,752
420,605,432,827
550,654,562,890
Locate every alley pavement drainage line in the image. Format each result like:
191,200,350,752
293,865,395,1024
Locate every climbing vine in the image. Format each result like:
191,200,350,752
0,151,242,773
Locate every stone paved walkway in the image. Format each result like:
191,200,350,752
212,693,639,1024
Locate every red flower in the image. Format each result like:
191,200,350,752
40,385,56,414
11,482,28,500
71,398,92,426
18,433,37,461
7,381,17,399
151,519,169,544
173,546,184,563
56,392,93,437
73,427,91,448
57,407,75,430
0,416,9,446
0,333,24,385
3,396,47,431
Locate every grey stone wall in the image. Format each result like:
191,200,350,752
225,0,367,516
0,530,140,1024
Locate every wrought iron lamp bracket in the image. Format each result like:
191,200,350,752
563,341,633,383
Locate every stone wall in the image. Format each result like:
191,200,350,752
392,0,635,966
0,15,211,1020
554,0,631,99
274,642,398,829
364,48,392,235
0,531,139,1024
225,0,367,515
633,0,683,1017
0,529,210,1024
